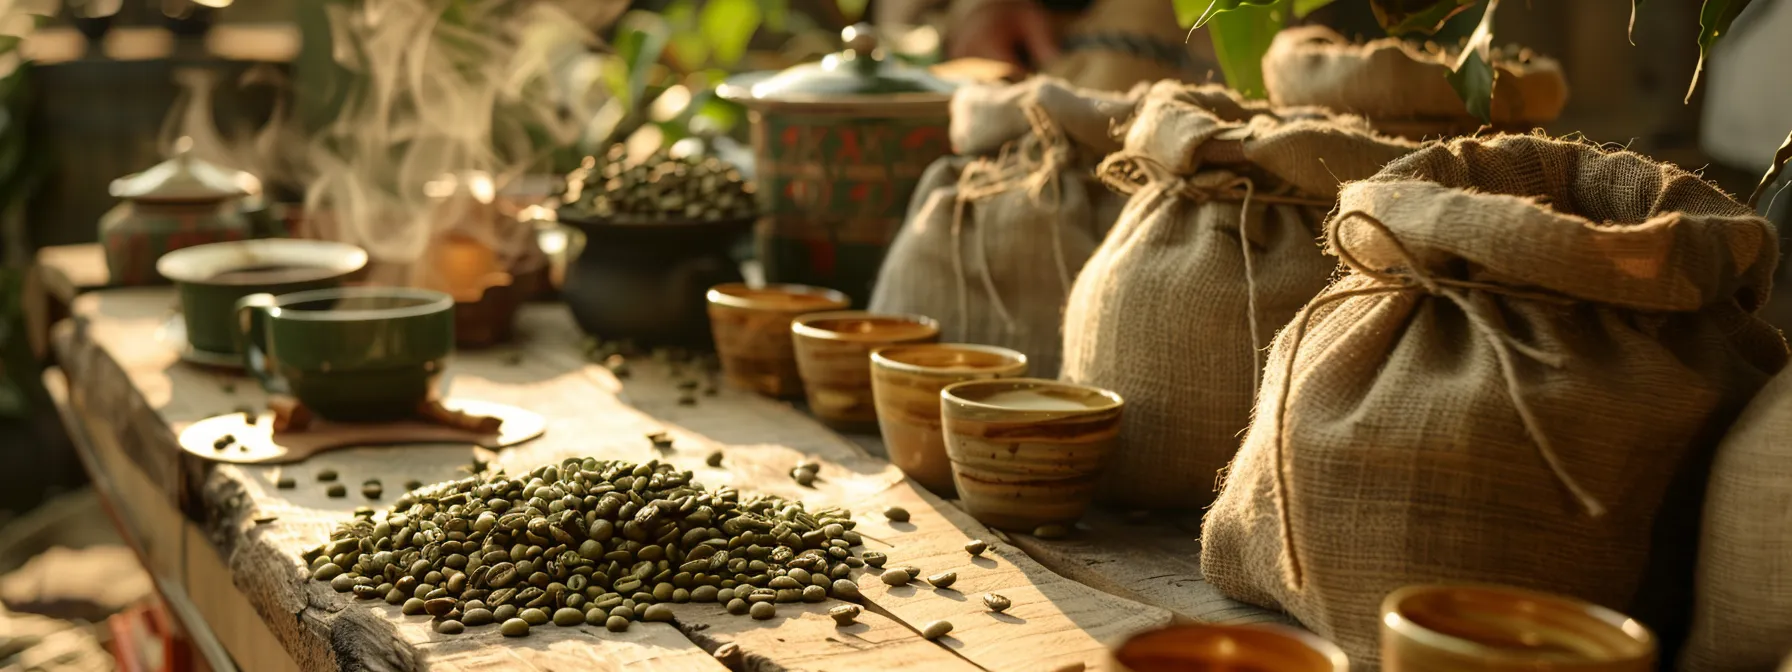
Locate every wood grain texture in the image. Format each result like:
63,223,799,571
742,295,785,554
54,287,1173,671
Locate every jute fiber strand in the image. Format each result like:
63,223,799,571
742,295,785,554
1200,134,1789,671
1262,26,1567,139
1059,82,1415,509
1682,367,1792,672
870,77,1144,377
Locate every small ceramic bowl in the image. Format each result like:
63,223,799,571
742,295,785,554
870,343,1028,495
790,311,940,429
708,283,852,398
1380,584,1656,672
1107,623,1349,672
940,378,1123,530
156,239,367,360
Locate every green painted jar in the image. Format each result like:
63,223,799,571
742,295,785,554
100,145,261,286
719,25,957,306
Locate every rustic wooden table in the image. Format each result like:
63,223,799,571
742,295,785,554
35,244,1280,672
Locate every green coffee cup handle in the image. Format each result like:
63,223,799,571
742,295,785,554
234,293,287,395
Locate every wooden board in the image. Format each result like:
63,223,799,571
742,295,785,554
27,244,108,360
53,287,1176,671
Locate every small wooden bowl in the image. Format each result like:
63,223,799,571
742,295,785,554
1108,622,1349,672
707,283,851,398
940,378,1122,530
790,311,940,430
870,343,1028,495
1381,584,1655,672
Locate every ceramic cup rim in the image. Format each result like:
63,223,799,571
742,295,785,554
940,377,1124,414
790,310,940,342
257,286,455,322
157,239,368,285
871,343,1028,376
1114,622,1350,672
1381,584,1656,664
707,282,851,312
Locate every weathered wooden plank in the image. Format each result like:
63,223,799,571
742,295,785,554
56,287,1172,671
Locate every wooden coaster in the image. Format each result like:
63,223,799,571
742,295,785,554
177,399,546,464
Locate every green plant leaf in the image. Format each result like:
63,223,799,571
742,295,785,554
1748,129,1792,211
614,11,672,107
1686,0,1753,103
1444,0,1497,123
837,0,868,23
1204,2,1284,98
701,0,761,67
663,0,708,71
1628,0,1644,45
1293,0,1338,18
1176,0,1279,28
1371,0,1477,36
762,0,790,32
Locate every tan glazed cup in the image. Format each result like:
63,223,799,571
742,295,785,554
1107,623,1349,672
707,283,851,398
940,378,1123,530
870,344,1028,495
1381,585,1656,672
791,311,940,429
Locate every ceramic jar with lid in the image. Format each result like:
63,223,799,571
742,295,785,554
100,142,261,285
719,24,957,306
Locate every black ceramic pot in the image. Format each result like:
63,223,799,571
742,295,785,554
557,213,753,347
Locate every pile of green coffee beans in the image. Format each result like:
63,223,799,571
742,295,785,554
563,145,756,223
304,457,865,637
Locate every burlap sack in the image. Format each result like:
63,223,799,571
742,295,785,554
870,78,1142,376
1263,26,1567,138
1059,82,1415,509
1200,134,1789,670
1682,368,1792,672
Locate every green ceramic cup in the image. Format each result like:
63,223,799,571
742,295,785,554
157,239,368,358
235,287,455,422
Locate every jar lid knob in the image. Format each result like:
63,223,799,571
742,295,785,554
842,23,877,57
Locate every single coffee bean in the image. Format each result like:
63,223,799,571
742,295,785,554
861,552,887,568
705,451,723,467
690,585,719,603
318,469,338,482
801,585,826,602
1032,523,1070,539
922,620,953,640
553,607,583,626
726,598,749,615
362,483,383,499
964,540,987,556
714,642,742,666
880,569,911,586
792,469,815,487
276,477,296,489
312,563,343,581
883,506,909,522
402,598,426,615
832,579,861,602
436,620,464,635
749,601,776,620
500,618,530,637
642,604,674,622
520,608,548,626
326,484,347,498
927,572,957,590
829,604,860,626
462,608,495,626
493,604,518,621
424,598,456,617
606,615,630,632
983,593,1012,612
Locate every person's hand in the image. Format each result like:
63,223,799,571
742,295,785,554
947,0,1061,71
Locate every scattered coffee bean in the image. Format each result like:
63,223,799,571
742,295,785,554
317,469,338,482
880,569,911,586
643,604,674,622
714,642,742,665
749,601,775,620
404,479,423,491
362,482,383,499
922,620,953,640
829,604,860,626
792,469,815,487
436,620,464,635
726,598,749,615
983,593,1012,612
883,506,909,522
275,476,296,489
862,552,887,568
606,615,630,632
705,450,723,467
832,579,861,602
553,607,583,626
326,484,347,498
927,572,957,590
500,618,530,637
965,540,987,556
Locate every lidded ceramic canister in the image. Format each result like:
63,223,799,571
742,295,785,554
100,140,260,285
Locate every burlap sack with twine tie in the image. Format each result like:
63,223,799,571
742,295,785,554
1059,82,1414,509
1200,134,1789,670
870,77,1143,376
1682,367,1792,672
1262,26,1567,139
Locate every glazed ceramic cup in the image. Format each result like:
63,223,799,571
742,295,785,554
940,378,1123,530
870,344,1027,494
1107,623,1349,672
790,311,940,429
1381,585,1656,672
708,283,852,397
236,287,455,422
156,239,368,357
